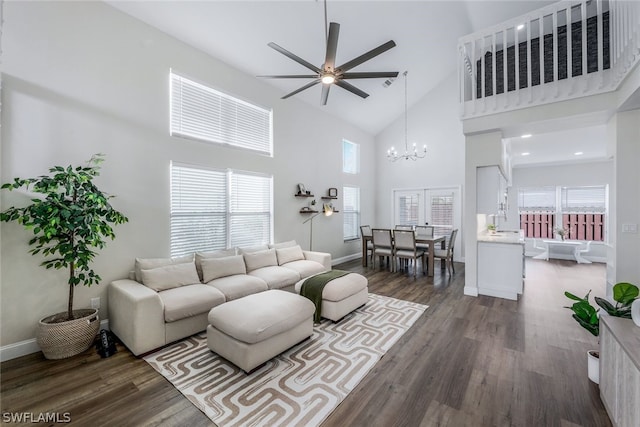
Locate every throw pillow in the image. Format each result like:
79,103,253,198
140,262,200,292
243,248,278,272
276,245,305,265
195,248,237,281
269,240,298,249
134,254,193,283
201,255,247,283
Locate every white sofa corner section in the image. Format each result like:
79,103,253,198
302,250,331,271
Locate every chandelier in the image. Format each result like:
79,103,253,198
387,71,427,161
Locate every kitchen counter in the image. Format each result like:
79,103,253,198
477,230,524,245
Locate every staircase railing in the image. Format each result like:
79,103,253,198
459,0,639,119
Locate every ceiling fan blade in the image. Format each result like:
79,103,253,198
321,84,331,105
337,40,397,73
281,80,321,99
267,42,320,73
341,71,399,79
324,22,340,71
335,80,369,99
258,75,319,79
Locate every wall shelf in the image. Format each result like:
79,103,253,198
321,196,338,200
299,209,318,214
295,193,314,198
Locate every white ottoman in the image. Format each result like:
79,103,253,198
295,272,369,322
207,289,315,373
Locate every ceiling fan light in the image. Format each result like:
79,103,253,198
321,74,336,84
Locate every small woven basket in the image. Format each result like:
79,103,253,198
36,309,100,360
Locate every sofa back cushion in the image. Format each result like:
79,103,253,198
276,245,305,265
238,244,270,254
195,248,236,281
140,262,201,292
243,249,278,272
135,254,193,283
201,255,247,283
269,240,298,249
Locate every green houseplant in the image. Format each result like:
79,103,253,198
564,282,639,383
0,154,128,359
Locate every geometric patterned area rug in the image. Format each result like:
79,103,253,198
144,293,427,427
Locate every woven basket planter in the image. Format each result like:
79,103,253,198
36,309,100,360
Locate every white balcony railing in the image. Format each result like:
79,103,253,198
459,0,640,119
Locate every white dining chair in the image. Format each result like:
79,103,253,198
393,229,426,277
576,241,592,264
372,228,394,271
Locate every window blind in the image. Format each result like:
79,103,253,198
170,163,273,257
343,186,360,240
170,72,273,156
398,194,420,226
561,186,606,212
518,187,556,212
430,194,454,236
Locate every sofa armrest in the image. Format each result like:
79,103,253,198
303,250,331,271
108,279,166,356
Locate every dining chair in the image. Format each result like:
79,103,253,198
372,228,394,271
360,225,374,265
414,225,434,252
393,229,426,277
395,225,414,231
576,241,592,264
532,238,549,260
433,228,458,275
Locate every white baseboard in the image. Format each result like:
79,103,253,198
332,253,361,266
478,287,519,301
464,286,479,297
0,319,109,362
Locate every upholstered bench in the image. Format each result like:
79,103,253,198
294,272,369,322
206,289,315,373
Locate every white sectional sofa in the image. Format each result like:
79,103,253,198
109,241,330,356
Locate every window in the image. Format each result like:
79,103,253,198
170,163,273,256
170,71,273,156
518,185,606,241
430,193,454,237
342,140,359,174
343,186,360,240
398,193,420,226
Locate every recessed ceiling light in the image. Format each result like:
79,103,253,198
521,134,532,138
521,152,530,156
574,151,584,155
517,24,525,30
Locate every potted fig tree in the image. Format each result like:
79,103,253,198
565,282,639,384
0,154,128,359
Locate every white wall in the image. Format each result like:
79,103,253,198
374,74,465,257
0,1,375,347
502,161,614,260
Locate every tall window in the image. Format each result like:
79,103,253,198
430,193,454,237
518,185,606,241
170,71,273,156
342,140,359,174
170,163,273,256
343,186,360,240
398,193,419,226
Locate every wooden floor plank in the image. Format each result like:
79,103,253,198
0,259,611,426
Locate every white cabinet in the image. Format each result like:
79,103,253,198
477,241,524,300
476,166,507,214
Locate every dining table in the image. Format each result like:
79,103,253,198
361,233,446,277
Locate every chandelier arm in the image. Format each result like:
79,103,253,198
386,70,427,162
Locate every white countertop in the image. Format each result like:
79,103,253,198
477,231,524,245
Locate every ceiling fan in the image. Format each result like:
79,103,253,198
259,9,399,105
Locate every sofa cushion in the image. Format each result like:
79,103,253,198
207,274,268,301
195,248,236,281
281,259,327,278
238,244,269,254
159,284,226,323
208,290,314,344
243,249,278,272
140,262,201,292
269,240,298,249
248,266,300,290
276,245,305,265
201,255,247,283
135,254,193,283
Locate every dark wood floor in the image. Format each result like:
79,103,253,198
1,259,611,426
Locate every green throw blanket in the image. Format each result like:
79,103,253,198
300,270,350,323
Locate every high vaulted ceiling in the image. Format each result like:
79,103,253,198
107,0,558,135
